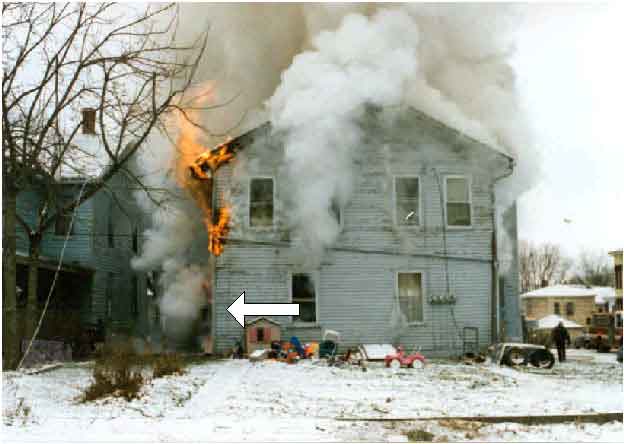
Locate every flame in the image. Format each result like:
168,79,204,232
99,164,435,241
167,81,235,256
208,206,231,256
190,140,235,180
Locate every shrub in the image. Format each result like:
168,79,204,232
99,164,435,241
152,353,185,379
81,345,145,402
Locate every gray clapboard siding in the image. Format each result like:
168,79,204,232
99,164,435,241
212,110,519,355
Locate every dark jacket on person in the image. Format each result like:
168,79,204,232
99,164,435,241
551,324,571,346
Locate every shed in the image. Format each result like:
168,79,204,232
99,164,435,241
245,317,281,354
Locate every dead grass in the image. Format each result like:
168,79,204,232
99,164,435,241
405,429,435,442
81,344,146,402
152,352,185,379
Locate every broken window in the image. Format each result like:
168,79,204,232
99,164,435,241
395,177,420,225
446,177,471,227
566,302,574,316
554,302,560,315
249,178,274,227
398,272,423,323
292,273,316,323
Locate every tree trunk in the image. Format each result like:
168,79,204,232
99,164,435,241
2,187,19,369
26,239,42,340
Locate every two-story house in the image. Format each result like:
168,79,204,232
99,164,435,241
202,108,522,356
15,110,154,350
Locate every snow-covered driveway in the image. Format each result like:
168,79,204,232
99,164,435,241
3,349,623,442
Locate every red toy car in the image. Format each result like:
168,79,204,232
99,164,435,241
384,346,426,369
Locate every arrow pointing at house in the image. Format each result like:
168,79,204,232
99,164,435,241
226,291,300,327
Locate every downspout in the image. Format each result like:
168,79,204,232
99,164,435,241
491,157,515,344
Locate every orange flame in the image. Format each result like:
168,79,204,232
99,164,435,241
208,206,231,256
190,141,235,180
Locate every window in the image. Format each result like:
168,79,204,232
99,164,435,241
291,273,316,323
107,204,114,248
445,176,471,227
586,317,591,325
256,327,265,343
106,272,114,320
395,177,420,225
566,302,574,316
398,272,423,323
132,226,139,254
615,265,622,290
131,275,138,318
249,178,274,227
330,198,342,226
55,207,74,236
554,302,560,315
82,108,96,134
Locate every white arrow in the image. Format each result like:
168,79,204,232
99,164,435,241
226,291,300,327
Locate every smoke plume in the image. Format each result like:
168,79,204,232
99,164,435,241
132,3,542,330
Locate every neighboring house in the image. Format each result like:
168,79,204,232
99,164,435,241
15,110,153,347
609,249,623,311
204,108,522,356
521,285,616,328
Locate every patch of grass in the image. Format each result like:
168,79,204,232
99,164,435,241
405,429,435,442
152,353,185,379
81,344,146,402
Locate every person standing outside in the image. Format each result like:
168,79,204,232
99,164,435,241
551,321,571,363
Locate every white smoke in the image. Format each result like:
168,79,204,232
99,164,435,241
133,3,546,329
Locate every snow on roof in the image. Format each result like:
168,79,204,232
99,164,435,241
594,286,616,304
522,285,600,299
536,314,583,330
245,316,281,326
58,133,110,180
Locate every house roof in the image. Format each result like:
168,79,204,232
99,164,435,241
209,107,513,161
245,316,281,326
522,285,602,299
535,314,583,330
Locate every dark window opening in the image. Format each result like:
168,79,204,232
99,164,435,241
106,272,114,321
107,204,114,248
554,302,560,315
250,178,274,227
131,275,138,318
395,177,420,225
292,273,316,323
615,265,622,290
586,317,591,325
132,226,139,253
82,108,96,134
330,198,342,226
55,207,74,236
566,302,574,316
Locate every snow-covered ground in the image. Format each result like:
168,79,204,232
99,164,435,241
2,349,622,442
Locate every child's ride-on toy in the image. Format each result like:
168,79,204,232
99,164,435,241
384,346,426,369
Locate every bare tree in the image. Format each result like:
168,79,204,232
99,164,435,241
2,3,209,368
519,240,570,293
568,250,614,287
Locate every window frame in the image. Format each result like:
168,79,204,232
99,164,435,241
444,175,473,229
393,175,422,227
54,207,75,237
395,270,426,326
248,176,276,229
565,301,575,316
288,271,319,326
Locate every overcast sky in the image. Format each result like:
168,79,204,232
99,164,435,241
511,3,623,258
